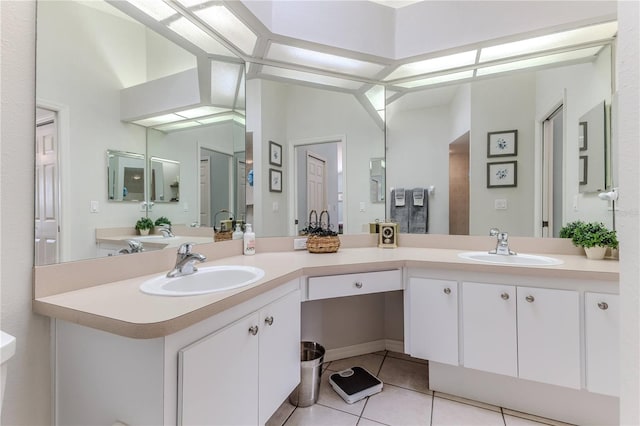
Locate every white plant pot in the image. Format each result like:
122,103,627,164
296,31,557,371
584,246,607,260
138,228,150,236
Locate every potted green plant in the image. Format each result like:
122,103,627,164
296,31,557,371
560,221,618,260
135,217,154,236
154,216,171,227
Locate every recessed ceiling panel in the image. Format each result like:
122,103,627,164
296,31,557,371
168,16,236,56
211,61,243,107
396,70,474,89
384,50,477,81
192,5,258,55
260,65,364,90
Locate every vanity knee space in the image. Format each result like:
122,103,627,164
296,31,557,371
404,273,619,397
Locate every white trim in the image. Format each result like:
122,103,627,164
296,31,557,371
323,339,405,362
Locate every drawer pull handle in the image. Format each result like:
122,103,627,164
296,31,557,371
248,325,259,336
443,288,451,295
501,292,510,300
598,302,609,310
265,316,274,326
354,281,363,289
525,295,535,303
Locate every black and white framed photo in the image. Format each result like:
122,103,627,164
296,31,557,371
487,130,518,157
579,122,588,151
269,140,282,167
269,168,282,192
579,155,588,185
487,161,517,188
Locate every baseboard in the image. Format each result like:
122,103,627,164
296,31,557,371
324,339,405,362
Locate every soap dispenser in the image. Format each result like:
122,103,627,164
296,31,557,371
232,224,244,240
243,224,256,255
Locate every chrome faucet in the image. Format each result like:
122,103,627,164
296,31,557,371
489,228,516,256
157,224,175,238
166,242,206,278
116,239,144,255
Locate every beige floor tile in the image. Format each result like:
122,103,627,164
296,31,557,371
385,351,429,365
377,355,430,393
432,396,505,426
434,391,501,413
357,418,389,426
361,384,433,425
504,414,556,426
327,353,386,375
317,370,368,416
284,404,359,426
502,409,575,426
266,399,296,426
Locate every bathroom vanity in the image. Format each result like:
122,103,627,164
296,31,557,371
34,239,619,426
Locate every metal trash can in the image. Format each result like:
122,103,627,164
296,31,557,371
289,341,325,407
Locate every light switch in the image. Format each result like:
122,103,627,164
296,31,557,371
360,202,366,212
273,201,279,212
494,199,507,210
183,202,189,212
90,200,99,213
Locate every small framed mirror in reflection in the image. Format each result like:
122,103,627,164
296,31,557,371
106,150,145,202
370,158,386,203
150,157,180,203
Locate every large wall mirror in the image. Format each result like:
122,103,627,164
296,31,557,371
35,0,617,265
386,44,615,238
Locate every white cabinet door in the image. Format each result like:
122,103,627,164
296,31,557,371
179,313,260,426
585,292,619,396
517,286,580,389
259,290,301,424
406,278,458,365
462,282,517,377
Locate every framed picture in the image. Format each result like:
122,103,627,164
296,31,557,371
269,168,282,192
579,155,588,185
487,161,517,188
269,140,282,167
579,122,588,151
487,130,518,157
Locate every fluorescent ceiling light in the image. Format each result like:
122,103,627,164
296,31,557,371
191,5,257,55
176,106,230,118
211,61,243,107
267,43,385,78
479,21,617,63
168,17,235,56
155,120,203,132
476,46,602,76
197,113,245,125
134,113,184,126
127,0,177,21
396,70,474,89
385,50,477,81
261,65,364,90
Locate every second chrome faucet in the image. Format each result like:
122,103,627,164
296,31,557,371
167,242,206,278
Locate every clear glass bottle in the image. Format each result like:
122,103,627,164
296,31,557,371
232,224,244,240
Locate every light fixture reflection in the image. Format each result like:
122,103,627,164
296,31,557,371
261,65,364,90
127,0,177,21
396,70,474,89
168,17,234,56
193,5,257,55
385,50,477,81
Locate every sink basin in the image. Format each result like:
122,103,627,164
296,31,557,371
140,265,265,296
458,252,563,266
133,235,177,242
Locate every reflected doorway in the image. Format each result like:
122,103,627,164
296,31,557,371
449,132,470,235
542,106,564,237
200,148,232,228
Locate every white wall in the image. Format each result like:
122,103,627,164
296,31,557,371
1,2,52,425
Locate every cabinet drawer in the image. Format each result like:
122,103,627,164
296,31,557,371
308,269,402,300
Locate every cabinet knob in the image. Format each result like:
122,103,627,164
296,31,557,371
443,287,451,295
525,295,535,303
248,325,259,336
501,292,510,300
264,316,274,326
598,302,609,310
354,281,363,289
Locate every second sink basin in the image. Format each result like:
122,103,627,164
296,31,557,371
140,265,265,296
458,251,563,266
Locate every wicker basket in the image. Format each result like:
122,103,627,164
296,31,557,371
306,210,340,253
307,234,341,253
214,230,233,242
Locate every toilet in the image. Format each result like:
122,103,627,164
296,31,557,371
0,331,16,416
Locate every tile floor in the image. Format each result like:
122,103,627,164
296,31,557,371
266,351,574,426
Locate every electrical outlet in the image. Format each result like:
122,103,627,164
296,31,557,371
293,238,308,250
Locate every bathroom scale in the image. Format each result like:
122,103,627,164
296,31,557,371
329,367,383,404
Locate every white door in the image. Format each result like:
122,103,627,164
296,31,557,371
35,109,60,265
462,282,517,377
258,290,301,424
307,152,327,214
179,313,260,426
236,157,246,221
585,292,619,396
199,158,210,227
517,286,580,389
406,278,458,365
